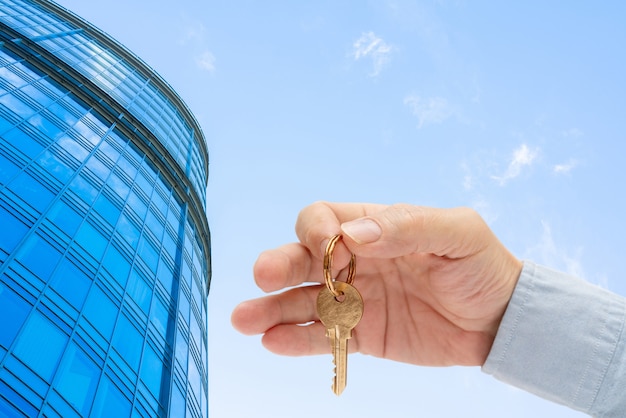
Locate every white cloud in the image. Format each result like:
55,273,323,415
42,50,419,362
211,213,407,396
196,51,216,73
403,95,453,128
553,158,578,174
525,221,586,279
351,31,393,77
178,14,216,73
491,143,539,186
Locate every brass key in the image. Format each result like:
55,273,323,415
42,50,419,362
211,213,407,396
317,281,364,395
316,234,364,395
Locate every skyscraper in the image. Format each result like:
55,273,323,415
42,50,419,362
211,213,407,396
0,0,211,417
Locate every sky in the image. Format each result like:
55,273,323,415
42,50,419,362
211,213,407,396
54,1,626,417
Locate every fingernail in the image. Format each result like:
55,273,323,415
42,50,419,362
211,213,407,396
341,219,382,244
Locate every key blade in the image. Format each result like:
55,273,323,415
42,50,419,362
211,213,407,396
332,325,351,396
327,326,338,394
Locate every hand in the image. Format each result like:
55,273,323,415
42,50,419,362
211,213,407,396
231,202,523,367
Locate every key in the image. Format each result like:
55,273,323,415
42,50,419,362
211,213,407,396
316,281,364,395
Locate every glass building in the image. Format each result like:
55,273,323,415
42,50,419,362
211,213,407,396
0,0,211,417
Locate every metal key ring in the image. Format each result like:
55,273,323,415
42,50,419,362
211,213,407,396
323,234,356,297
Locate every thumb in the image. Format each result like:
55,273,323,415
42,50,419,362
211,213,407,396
340,204,489,259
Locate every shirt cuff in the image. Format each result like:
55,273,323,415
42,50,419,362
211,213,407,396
482,261,626,416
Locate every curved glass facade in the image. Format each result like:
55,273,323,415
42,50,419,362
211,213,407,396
0,1,210,417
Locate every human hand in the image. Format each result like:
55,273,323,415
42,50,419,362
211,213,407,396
231,202,523,367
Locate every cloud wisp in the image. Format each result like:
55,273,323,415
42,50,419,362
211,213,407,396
553,158,578,174
491,143,539,186
196,51,216,73
178,14,216,74
351,31,393,77
403,95,453,128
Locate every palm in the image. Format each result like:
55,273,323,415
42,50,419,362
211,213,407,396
349,252,506,366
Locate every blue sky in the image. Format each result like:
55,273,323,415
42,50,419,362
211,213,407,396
55,1,626,416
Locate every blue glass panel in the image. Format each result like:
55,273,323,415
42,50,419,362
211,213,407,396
140,344,165,400
75,221,107,262
90,375,131,418
0,152,21,186
116,156,138,181
102,245,131,287
57,135,88,163
156,262,174,292
174,329,188,371
0,281,31,349
0,205,28,253
137,236,158,273
28,112,63,140
150,296,172,340
69,174,98,206
126,190,147,219
85,155,110,181
187,357,201,405
126,268,152,315
161,231,178,261
112,314,142,371
178,290,190,324
98,139,120,164
145,209,164,241
83,286,118,339
0,383,37,418
55,343,100,416
2,127,42,159
8,171,54,212
93,193,120,226
107,172,131,203
116,213,139,247
189,310,201,353
13,310,68,381
15,234,62,281
169,384,186,418
49,258,91,310
47,199,82,238
36,148,73,182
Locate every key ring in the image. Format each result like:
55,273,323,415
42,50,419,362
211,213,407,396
323,234,356,297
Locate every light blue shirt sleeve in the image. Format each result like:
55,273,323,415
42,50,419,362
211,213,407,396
482,261,626,417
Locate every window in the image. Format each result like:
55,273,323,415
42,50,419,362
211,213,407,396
0,205,28,254
90,375,131,418
13,310,68,381
150,296,172,341
156,261,174,293
8,170,55,213
137,235,158,274
169,383,186,418
49,258,91,310
0,151,21,186
140,344,166,401
36,148,73,182
69,174,98,206
126,267,152,315
83,285,118,339
116,213,139,248
15,234,62,281
93,193,121,227
102,245,131,287
47,199,82,239
0,282,31,349
55,343,101,416
174,329,188,371
75,221,108,262
112,314,142,372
